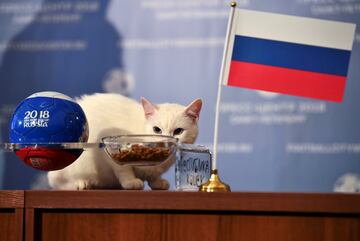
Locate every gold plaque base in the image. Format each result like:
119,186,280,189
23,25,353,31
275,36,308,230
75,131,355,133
199,169,231,192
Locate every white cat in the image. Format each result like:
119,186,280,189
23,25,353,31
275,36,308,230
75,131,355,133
47,93,202,190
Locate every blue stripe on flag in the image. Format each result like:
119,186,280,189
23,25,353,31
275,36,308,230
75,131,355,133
231,35,351,76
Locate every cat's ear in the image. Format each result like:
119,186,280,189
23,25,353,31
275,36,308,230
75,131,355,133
185,99,202,121
141,97,158,119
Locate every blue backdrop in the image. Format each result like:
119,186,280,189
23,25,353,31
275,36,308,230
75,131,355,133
0,0,359,192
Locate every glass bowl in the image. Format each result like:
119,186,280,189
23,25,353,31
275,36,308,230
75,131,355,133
101,135,178,166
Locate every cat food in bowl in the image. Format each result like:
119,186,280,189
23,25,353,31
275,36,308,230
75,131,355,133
102,135,178,166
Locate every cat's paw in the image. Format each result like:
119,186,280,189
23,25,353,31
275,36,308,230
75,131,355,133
75,180,98,190
121,178,144,190
148,178,169,190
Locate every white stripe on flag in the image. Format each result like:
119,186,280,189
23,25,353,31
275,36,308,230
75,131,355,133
234,9,356,51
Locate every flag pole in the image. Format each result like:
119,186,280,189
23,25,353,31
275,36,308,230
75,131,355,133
199,1,237,192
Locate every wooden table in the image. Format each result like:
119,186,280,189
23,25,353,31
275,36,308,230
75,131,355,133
2,190,360,241
0,191,24,241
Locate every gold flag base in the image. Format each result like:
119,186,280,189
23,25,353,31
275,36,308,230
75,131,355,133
199,169,231,192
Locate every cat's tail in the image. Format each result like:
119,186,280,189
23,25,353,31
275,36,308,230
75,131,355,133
30,173,51,189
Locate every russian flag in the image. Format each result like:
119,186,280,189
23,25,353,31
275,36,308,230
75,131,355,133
222,9,356,102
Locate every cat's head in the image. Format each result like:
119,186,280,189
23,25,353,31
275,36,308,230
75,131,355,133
141,97,202,144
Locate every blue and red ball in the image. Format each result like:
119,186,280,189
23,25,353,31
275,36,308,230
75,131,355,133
9,92,89,171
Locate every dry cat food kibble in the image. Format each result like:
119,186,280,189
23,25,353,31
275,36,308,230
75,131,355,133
111,144,171,164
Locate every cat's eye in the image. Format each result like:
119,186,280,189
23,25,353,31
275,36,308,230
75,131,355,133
153,126,162,134
173,128,184,136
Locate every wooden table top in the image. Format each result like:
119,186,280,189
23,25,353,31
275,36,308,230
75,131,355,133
16,190,360,214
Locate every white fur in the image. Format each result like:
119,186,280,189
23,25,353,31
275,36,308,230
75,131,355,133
47,93,201,190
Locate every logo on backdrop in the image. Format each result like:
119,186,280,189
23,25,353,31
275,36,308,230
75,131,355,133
334,173,360,193
102,68,135,96
256,90,279,99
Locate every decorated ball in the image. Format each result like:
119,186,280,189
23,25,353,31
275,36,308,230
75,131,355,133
9,91,89,171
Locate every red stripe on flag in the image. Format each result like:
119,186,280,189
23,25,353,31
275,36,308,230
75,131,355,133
228,61,346,102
